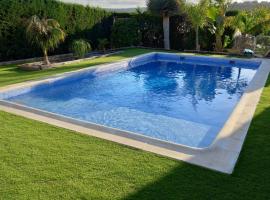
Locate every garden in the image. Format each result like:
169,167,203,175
0,0,270,199
1,0,270,65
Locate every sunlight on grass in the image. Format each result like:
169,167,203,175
0,48,270,199
0,48,153,87
0,48,246,88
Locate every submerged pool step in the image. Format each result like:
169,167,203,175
76,104,215,148
8,96,217,148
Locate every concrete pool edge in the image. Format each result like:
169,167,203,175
0,53,269,174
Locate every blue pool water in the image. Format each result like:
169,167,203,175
1,53,260,148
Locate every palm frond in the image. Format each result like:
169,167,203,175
147,0,181,16
26,15,66,52
185,0,209,28
71,39,91,58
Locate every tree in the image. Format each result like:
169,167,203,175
147,0,181,50
185,0,209,51
26,15,66,65
207,0,231,52
230,8,270,36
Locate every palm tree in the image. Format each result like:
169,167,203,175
147,0,181,50
230,8,270,36
185,0,209,51
207,0,231,52
26,15,66,65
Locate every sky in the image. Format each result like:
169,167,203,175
61,0,146,8
61,0,270,8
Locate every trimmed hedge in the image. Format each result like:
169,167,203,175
135,13,164,48
0,0,216,61
0,0,113,61
111,18,141,48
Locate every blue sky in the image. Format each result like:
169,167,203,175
60,0,269,8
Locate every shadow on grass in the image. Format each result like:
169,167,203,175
122,110,270,200
123,78,270,200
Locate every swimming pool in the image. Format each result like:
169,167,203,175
0,53,261,149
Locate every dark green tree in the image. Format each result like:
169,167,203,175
147,0,181,50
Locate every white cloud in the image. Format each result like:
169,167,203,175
60,0,270,8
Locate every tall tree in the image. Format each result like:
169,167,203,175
147,0,181,50
26,15,66,65
185,0,209,51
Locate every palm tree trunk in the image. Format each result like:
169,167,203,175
43,49,50,65
163,15,170,50
196,25,200,51
215,34,223,52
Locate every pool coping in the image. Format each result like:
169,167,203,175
0,52,269,174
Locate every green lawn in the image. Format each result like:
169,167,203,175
0,49,270,199
0,48,154,87
0,48,239,87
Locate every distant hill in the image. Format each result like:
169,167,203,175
109,2,270,13
60,0,270,13
229,1,270,10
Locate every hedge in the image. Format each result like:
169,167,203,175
0,0,216,61
0,0,113,61
111,18,141,48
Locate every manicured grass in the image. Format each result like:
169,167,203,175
0,49,270,199
0,48,154,87
0,48,241,88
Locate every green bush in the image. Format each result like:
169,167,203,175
71,39,91,58
98,38,110,52
0,0,112,61
111,18,141,48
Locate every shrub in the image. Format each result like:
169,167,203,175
111,18,141,48
98,38,109,52
71,39,91,58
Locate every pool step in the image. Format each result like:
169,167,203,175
82,105,215,148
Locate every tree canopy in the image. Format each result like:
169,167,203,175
147,0,181,17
